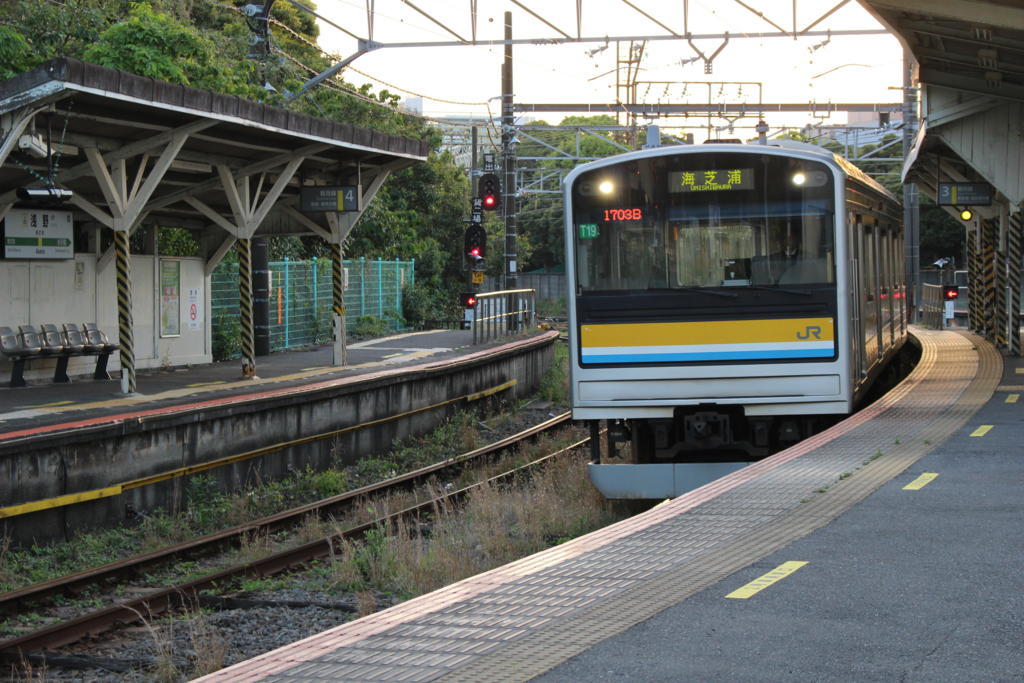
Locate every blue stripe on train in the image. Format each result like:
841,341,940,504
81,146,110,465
581,348,836,363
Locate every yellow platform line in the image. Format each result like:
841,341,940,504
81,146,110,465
903,473,939,490
27,400,75,408
970,425,993,437
0,379,517,520
1006,394,1019,403
15,351,449,419
725,561,808,599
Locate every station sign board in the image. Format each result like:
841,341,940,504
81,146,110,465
4,208,73,259
299,186,359,212
937,182,992,206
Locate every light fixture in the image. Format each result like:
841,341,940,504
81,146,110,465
959,207,974,221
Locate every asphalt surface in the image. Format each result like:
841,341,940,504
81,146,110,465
538,356,1024,681
0,329,481,434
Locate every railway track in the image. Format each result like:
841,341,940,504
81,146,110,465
0,412,583,665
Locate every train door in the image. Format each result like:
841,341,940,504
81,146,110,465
880,226,893,350
860,220,880,368
849,212,864,381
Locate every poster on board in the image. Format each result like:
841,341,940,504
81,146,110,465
160,260,180,337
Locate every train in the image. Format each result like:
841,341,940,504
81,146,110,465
563,139,906,499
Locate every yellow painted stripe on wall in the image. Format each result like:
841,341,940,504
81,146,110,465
0,485,124,518
581,318,835,348
725,561,808,599
903,473,939,490
0,379,520,520
970,425,993,437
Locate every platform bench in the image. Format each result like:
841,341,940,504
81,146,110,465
0,323,119,387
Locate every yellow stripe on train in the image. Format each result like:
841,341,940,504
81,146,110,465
581,318,835,348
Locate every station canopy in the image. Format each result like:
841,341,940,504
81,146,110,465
862,1,1024,206
0,58,430,245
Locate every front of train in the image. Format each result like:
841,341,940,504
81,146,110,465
564,143,851,498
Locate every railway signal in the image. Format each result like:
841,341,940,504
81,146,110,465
943,285,959,300
464,223,486,262
478,173,500,211
459,291,478,308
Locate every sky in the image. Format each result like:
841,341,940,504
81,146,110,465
308,0,906,141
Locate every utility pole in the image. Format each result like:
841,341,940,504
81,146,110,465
502,11,517,291
901,46,920,321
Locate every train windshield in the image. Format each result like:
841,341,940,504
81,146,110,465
570,151,836,293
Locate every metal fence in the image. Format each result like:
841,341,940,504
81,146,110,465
212,258,415,353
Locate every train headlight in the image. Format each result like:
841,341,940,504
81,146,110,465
791,171,807,186
598,180,615,195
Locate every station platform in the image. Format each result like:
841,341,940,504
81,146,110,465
0,329,477,439
200,327,1023,681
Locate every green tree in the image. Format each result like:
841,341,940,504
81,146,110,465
0,26,36,79
517,115,626,271
83,4,256,96
0,0,469,320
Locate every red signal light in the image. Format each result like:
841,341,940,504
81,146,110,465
478,173,501,211
943,285,959,300
459,292,478,308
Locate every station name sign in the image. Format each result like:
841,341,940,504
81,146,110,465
299,186,360,212
4,208,73,259
937,182,992,206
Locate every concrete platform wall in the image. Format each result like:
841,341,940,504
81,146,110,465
0,332,556,544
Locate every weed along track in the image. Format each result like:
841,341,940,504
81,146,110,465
0,412,621,679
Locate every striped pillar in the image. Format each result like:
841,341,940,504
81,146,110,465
967,222,980,333
994,218,1008,350
1008,213,1022,356
237,238,256,377
332,241,347,366
982,219,997,342
114,229,136,394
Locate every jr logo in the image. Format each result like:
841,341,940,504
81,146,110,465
796,325,822,340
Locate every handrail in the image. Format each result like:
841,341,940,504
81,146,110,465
470,289,537,344
920,283,944,329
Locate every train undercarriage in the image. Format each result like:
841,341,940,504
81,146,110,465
589,406,840,466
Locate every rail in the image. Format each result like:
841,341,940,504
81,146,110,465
0,414,578,660
471,289,537,344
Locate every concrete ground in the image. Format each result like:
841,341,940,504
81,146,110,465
537,352,1024,681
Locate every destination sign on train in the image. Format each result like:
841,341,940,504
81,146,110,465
669,168,754,193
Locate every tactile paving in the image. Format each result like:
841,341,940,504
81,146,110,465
201,329,1000,682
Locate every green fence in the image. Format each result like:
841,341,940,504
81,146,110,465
212,258,415,354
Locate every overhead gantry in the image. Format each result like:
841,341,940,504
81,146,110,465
0,58,428,392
